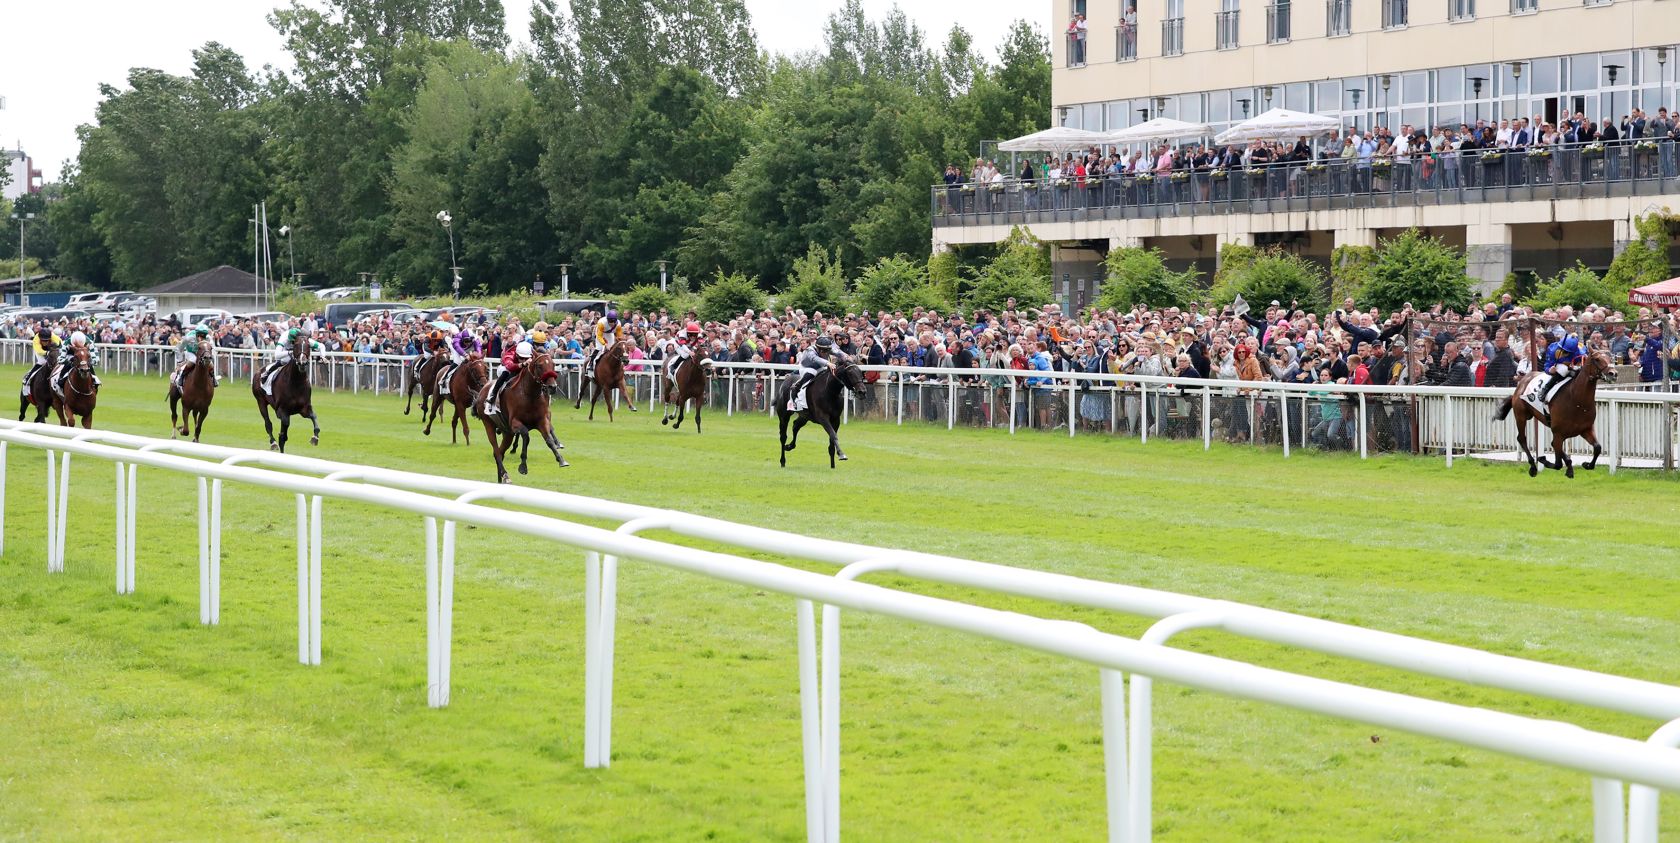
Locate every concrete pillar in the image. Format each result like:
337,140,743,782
1214,231,1254,268
1465,222,1513,296
930,238,952,256
1333,228,1377,251
1613,217,1635,258
1107,235,1142,251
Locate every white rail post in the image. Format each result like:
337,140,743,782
798,600,825,843
425,516,437,706
114,462,127,594
440,519,455,706
1358,393,1368,459
310,494,323,665
210,478,222,624
1140,384,1149,443
1101,669,1130,843
56,451,70,571
584,550,603,767
1608,399,1620,474
295,494,309,664
1009,380,1018,434
1628,717,1680,843
0,440,7,557
948,377,956,431
1280,394,1290,457
1201,388,1211,450
599,551,620,766
198,478,210,624
1443,395,1455,467
821,601,841,843
125,463,136,594
1590,777,1624,843
726,373,734,416
897,377,905,426
1068,380,1077,438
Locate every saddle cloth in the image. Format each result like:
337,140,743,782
1521,373,1572,419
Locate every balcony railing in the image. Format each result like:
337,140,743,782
1065,33,1088,68
1161,17,1184,56
1326,0,1351,35
932,140,1680,227
1216,10,1241,49
1266,2,1292,43
1115,24,1138,61
1382,0,1408,28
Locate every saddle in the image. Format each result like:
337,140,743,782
1521,372,1573,421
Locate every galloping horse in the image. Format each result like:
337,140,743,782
168,344,217,442
576,340,639,422
51,344,100,428
18,345,56,423
253,334,321,452
405,345,448,418
425,354,488,444
476,349,569,483
660,346,711,433
775,356,868,468
1494,349,1616,478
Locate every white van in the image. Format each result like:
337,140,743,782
66,291,135,312
167,308,234,327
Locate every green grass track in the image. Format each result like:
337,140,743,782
0,370,1677,841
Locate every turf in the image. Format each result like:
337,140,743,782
0,370,1677,842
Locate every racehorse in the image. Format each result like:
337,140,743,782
424,354,488,444
1494,350,1615,478
50,344,100,429
253,333,321,452
660,346,711,433
775,355,868,468
405,346,448,418
18,345,56,423
168,344,217,442
576,339,639,422
476,349,569,483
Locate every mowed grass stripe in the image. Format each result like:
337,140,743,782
0,370,1675,840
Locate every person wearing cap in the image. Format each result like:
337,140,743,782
787,335,838,412
483,339,536,416
21,323,63,402
582,309,625,389
51,329,102,398
662,321,704,386
438,325,485,391
259,326,325,396
173,325,221,390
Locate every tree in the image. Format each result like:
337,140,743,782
619,283,673,315
1525,263,1622,310
1209,249,1327,313
1360,228,1475,313
1098,247,1196,311
1330,244,1377,305
854,254,940,313
697,270,766,323
964,227,1051,311
779,244,849,315
1603,213,1677,302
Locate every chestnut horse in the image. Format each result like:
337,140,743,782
51,344,100,428
576,340,638,422
168,344,217,441
660,346,711,433
18,345,56,423
405,346,448,418
253,334,320,452
425,354,488,444
476,350,569,483
1494,350,1615,478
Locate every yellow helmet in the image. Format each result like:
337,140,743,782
531,330,549,344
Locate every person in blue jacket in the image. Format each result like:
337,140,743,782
1537,333,1586,401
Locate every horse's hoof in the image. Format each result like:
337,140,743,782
837,453,848,461
269,443,279,452
1528,463,1538,477
558,458,570,468
783,443,795,451
661,417,669,425
310,436,319,446
1583,463,1597,471
1566,468,1575,479
518,465,528,475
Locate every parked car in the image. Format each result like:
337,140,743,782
14,308,93,324
64,291,137,312
386,309,432,325
322,301,416,327
166,308,235,327
117,296,157,317
536,298,609,317
234,311,293,328
314,286,360,300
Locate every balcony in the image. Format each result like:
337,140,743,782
1266,2,1292,43
1115,25,1138,61
1065,32,1088,68
1326,0,1351,35
1216,10,1240,49
1161,17,1184,57
932,141,1680,229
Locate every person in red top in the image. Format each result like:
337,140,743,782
1351,353,1371,385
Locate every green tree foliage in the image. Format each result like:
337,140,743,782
1603,213,1678,303
854,254,943,313
697,270,766,323
966,228,1051,311
1525,263,1623,310
779,244,849,315
1209,249,1328,313
619,283,673,315
925,249,970,305
1098,247,1196,311
1361,228,1475,313
1330,244,1376,305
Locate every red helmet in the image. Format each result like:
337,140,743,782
685,321,702,334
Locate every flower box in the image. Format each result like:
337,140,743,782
1210,169,1229,180
1526,148,1551,159
1083,177,1103,188
1053,178,1072,188
1244,168,1265,177
1581,144,1605,159
1370,157,1393,174
1169,172,1190,182
1479,151,1504,164
1304,163,1327,173
1634,141,1659,153
1134,174,1155,183
959,185,976,194
987,184,1006,193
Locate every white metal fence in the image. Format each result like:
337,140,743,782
10,339,1667,471
3,420,1680,841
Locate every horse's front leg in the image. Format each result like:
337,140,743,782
304,405,320,446
674,398,687,429
511,422,531,475
820,419,846,467
277,411,291,453
778,411,791,467
787,416,808,451
1551,433,1571,478
170,392,182,438
492,428,515,484
1581,428,1602,470
539,417,569,468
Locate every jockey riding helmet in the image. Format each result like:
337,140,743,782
516,341,534,359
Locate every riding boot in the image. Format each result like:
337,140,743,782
484,370,514,415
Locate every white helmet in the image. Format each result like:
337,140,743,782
70,331,89,347
516,341,534,359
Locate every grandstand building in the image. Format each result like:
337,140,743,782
934,0,1680,307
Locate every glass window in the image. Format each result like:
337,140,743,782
1402,72,1427,104
1570,54,1598,91
1209,92,1230,122
1285,82,1309,111
1105,101,1129,129
1464,65,1492,101
1601,52,1631,87
1181,93,1204,122
1317,80,1343,109
1083,103,1104,130
1402,107,1428,130
1436,68,1463,103
1531,58,1560,94
1638,87,1661,111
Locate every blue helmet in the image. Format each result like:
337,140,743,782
1560,335,1584,356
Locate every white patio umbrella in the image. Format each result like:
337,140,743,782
1214,108,1341,145
996,125,1113,154
1103,117,1213,145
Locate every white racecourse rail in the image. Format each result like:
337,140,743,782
2,421,1680,841
7,339,1674,470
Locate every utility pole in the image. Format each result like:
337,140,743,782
656,259,669,294
12,211,34,306
555,263,571,299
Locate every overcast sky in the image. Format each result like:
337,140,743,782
1,0,1045,182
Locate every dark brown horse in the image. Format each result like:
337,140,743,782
51,345,100,429
405,346,448,417
168,344,217,442
576,340,638,422
660,346,711,433
776,356,868,468
253,334,320,452
425,354,488,444
1494,350,1615,478
18,345,56,423
476,349,569,483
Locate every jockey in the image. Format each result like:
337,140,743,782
662,321,703,384
416,328,448,375
21,325,62,400
582,310,624,383
787,335,838,412
435,327,482,392
173,325,221,389
483,340,534,416
259,327,324,397
51,330,102,397
1538,333,1587,401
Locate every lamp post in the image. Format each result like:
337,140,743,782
435,210,459,299
1349,88,1363,132
278,225,297,287
1469,76,1486,122
1262,85,1275,110
1379,74,1392,128
1507,61,1525,122
1237,98,1251,119
1055,105,1071,126
11,211,34,306
655,259,669,294
555,263,571,300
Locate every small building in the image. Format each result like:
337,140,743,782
142,265,271,313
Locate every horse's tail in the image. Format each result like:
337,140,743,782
1493,395,1514,421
